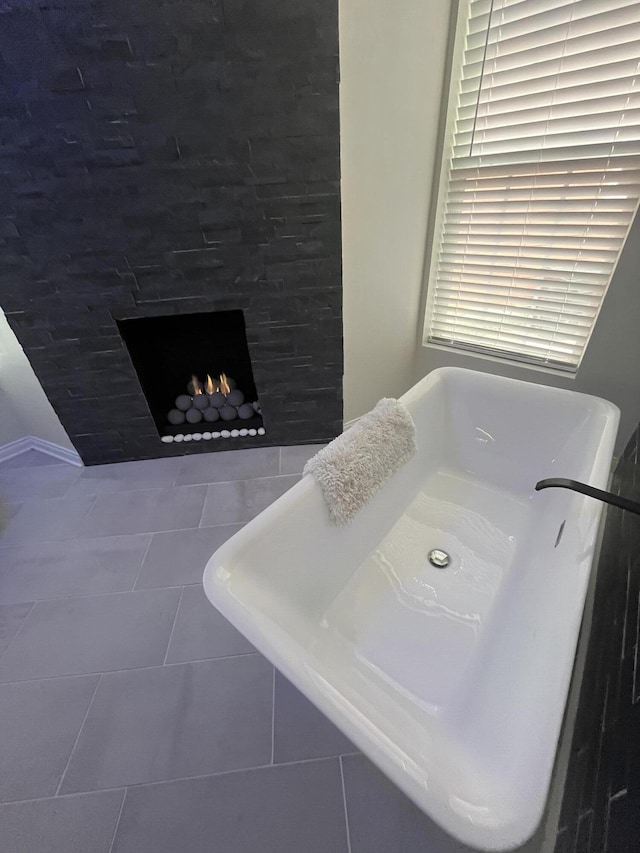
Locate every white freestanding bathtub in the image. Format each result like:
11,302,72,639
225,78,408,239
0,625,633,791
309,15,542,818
203,367,619,850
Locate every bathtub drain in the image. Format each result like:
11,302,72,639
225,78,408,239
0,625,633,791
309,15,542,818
428,549,450,569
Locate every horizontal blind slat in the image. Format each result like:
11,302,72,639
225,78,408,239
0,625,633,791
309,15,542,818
428,324,584,356
430,320,589,348
441,235,624,252
459,59,640,108
460,41,640,96
432,298,595,328
433,290,602,311
427,337,578,370
434,273,606,297
446,184,640,203
434,309,590,341
439,247,620,266
444,225,630,240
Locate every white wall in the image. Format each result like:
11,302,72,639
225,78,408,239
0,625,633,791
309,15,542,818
339,0,453,422
0,308,75,451
339,0,640,454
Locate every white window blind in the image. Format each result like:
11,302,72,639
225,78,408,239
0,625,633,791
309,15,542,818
423,0,640,371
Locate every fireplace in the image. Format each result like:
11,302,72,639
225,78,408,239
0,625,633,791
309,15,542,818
116,311,265,446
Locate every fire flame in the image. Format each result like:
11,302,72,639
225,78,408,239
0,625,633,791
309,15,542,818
189,374,204,395
188,373,231,397
219,373,231,396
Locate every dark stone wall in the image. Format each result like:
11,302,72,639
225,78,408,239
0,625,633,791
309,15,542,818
555,426,640,852
0,0,342,464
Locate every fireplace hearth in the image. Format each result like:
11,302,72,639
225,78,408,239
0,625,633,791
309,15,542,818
117,310,266,445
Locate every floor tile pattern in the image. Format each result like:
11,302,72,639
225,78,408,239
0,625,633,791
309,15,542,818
0,446,407,853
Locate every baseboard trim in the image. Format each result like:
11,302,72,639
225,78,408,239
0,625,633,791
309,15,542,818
0,436,83,467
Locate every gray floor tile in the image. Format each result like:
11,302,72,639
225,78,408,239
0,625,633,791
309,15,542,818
0,674,99,802
135,524,242,589
200,474,299,526
0,495,96,544
280,444,325,475
165,585,255,664
61,656,273,793
175,446,280,486
65,457,181,497
0,535,151,604
342,754,465,853
111,759,349,853
80,485,206,537
0,602,34,657
273,670,356,763
0,789,125,853
0,464,81,501
0,450,65,470
0,589,181,682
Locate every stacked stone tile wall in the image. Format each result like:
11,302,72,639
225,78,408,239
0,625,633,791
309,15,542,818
0,0,342,463
555,425,640,852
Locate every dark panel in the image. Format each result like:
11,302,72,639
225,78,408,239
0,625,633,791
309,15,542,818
555,424,640,852
0,0,342,464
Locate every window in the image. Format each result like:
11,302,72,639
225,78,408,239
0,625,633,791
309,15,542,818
423,0,640,372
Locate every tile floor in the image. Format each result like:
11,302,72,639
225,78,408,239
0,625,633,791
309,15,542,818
0,446,463,853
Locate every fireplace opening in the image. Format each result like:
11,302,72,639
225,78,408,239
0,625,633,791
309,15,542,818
116,310,265,444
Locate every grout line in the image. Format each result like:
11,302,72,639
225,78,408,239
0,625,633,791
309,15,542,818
339,756,353,853
0,579,214,608
162,587,184,666
278,447,282,476
0,652,263,686
55,674,102,797
131,535,155,591
56,473,289,501
0,787,128,808
0,756,341,807
196,490,208,529
107,788,128,853
271,666,276,764
0,586,182,608
59,468,84,500
0,522,245,556
2,521,225,547
0,601,36,664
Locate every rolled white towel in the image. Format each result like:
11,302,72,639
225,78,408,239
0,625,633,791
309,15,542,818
303,398,416,525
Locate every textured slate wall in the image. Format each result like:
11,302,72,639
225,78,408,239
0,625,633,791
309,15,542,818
0,0,342,464
555,426,640,852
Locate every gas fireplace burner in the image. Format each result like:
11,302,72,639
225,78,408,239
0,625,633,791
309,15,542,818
162,371,265,444
116,309,265,446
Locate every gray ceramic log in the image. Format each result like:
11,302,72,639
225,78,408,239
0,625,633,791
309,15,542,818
203,407,220,422
193,394,209,410
237,403,254,419
175,394,192,412
186,408,203,424
227,389,245,407
167,408,186,425
220,405,237,421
